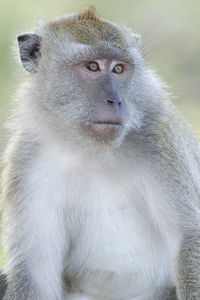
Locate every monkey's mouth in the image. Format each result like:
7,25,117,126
92,121,122,126
83,120,123,140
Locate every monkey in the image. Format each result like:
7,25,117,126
0,5,200,300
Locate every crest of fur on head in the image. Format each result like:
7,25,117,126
47,6,139,49
76,6,100,21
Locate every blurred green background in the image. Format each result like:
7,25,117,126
0,0,199,266
0,0,200,155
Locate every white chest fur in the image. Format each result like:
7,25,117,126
32,147,174,299
59,156,172,299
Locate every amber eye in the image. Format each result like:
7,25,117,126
86,61,99,72
113,64,124,74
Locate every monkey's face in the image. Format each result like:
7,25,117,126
68,58,133,142
31,38,139,147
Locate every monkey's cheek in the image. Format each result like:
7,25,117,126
85,124,123,141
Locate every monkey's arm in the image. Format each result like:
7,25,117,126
1,139,69,300
176,232,200,300
161,142,200,300
134,107,200,299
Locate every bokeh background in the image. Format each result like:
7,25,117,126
0,0,200,155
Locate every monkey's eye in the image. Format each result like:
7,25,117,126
86,61,100,72
112,64,124,74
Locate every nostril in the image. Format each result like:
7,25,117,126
107,99,115,105
107,99,122,106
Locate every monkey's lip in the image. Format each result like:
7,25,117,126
83,120,123,140
91,121,123,126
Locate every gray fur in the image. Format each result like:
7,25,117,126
134,286,177,299
0,270,7,300
176,232,200,299
1,6,200,300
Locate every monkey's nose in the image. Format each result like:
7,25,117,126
107,99,122,107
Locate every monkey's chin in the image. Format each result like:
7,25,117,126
84,122,124,142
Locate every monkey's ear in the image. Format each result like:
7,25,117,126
17,33,41,73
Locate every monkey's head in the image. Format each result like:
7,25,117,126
17,7,166,151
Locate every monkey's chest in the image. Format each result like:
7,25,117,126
65,179,172,299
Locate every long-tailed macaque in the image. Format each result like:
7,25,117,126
1,6,200,300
